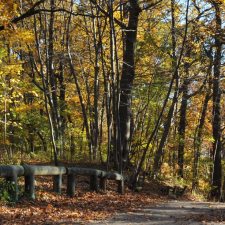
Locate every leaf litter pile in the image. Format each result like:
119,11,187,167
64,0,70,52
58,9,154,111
0,176,164,224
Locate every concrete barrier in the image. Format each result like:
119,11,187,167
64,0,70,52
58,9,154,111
67,168,125,196
100,172,124,194
22,165,66,199
0,165,24,201
0,164,124,200
67,167,104,197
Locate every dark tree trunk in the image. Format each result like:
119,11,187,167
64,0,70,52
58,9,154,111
37,131,47,152
66,1,93,160
192,92,210,191
119,0,141,168
92,9,100,161
177,79,190,178
152,0,190,178
48,0,60,158
152,93,178,176
152,0,179,177
210,1,222,201
58,59,66,157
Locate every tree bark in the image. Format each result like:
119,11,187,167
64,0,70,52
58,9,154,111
177,79,190,178
119,0,141,168
152,0,179,177
210,1,222,201
192,92,210,191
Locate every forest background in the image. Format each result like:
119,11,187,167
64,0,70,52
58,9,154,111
0,0,224,201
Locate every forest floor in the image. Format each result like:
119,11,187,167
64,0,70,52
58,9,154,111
0,175,224,225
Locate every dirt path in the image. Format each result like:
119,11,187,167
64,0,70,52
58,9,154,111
90,201,225,225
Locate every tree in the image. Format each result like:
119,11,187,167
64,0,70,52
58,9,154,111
210,0,223,201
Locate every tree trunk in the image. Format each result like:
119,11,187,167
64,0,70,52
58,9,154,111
210,1,222,201
119,0,141,168
192,92,210,191
177,79,190,178
152,0,179,177
66,1,93,160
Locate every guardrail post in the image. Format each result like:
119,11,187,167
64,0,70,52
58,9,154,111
90,175,99,191
0,165,24,201
53,174,62,194
67,174,76,197
24,174,35,200
117,179,125,194
6,175,19,201
99,177,107,191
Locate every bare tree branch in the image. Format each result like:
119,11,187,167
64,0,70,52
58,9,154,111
0,0,46,31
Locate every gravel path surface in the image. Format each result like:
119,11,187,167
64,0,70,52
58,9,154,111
89,201,225,225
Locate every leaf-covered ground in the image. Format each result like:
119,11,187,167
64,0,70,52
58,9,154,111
0,176,165,225
0,176,224,225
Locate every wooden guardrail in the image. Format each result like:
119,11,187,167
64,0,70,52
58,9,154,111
0,165,124,200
